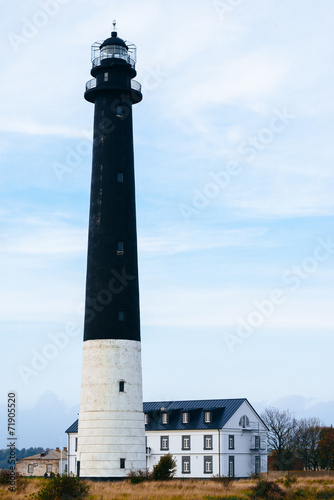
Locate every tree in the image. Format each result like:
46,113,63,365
318,426,334,470
295,418,321,471
151,453,177,480
261,407,298,470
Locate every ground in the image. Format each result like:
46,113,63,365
1,475,334,499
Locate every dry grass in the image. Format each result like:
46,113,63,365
87,478,253,499
0,475,334,499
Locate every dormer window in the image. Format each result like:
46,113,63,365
161,412,168,425
182,412,189,424
239,415,250,428
204,411,211,423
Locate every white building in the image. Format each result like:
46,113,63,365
66,398,267,479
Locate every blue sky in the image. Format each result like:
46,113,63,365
1,0,334,448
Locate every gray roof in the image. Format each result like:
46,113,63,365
143,399,246,431
18,449,67,461
66,399,251,433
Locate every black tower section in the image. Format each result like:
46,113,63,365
83,30,142,342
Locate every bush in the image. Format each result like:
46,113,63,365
0,469,11,485
0,469,26,492
32,474,90,500
151,453,176,481
283,474,297,488
251,478,285,499
127,468,150,484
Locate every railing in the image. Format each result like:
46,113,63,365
86,78,96,91
92,54,136,69
131,80,141,93
85,78,142,95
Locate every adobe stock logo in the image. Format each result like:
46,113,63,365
17,322,80,386
17,267,135,386
8,0,72,53
178,107,296,222
223,236,334,353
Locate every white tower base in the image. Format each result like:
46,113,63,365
77,338,146,478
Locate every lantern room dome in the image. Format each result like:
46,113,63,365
100,31,128,50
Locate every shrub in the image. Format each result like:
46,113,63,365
127,468,150,484
0,469,26,491
151,453,176,481
251,478,285,499
283,474,297,488
32,473,90,499
0,469,11,485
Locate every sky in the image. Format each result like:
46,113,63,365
1,0,334,449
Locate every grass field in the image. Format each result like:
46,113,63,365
1,476,334,499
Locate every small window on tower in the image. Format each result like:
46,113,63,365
118,311,125,321
104,72,108,82
120,458,125,469
117,241,124,255
117,172,124,182
116,105,123,117
119,380,125,392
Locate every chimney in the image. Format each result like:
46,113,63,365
55,447,60,451
63,447,67,452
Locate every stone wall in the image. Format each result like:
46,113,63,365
16,459,59,477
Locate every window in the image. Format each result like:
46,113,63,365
182,412,189,424
228,456,234,478
46,464,52,473
160,436,169,450
239,415,250,428
104,72,108,82
28,464,34,474
255,435,260,450
204,456,213,474
144,413,149,425
204,435,213,450
229,435,234,450
182,456,190,474
182,435,190,450
117,241,124,255
75,437,78,452
120,458,125,469
255,455,260,474
118,311,125,321
64,464,68,473
116,105,123,117
117,172,124,182
204,411,211,423
119,380,125,392
161,412,168,424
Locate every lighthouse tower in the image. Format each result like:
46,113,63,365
77,25,146,479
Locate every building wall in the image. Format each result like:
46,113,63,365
17,459,59,477
67,433,78,475
146,401,267,478
68,401,268,478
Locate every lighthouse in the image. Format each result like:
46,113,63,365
77,24,146,479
